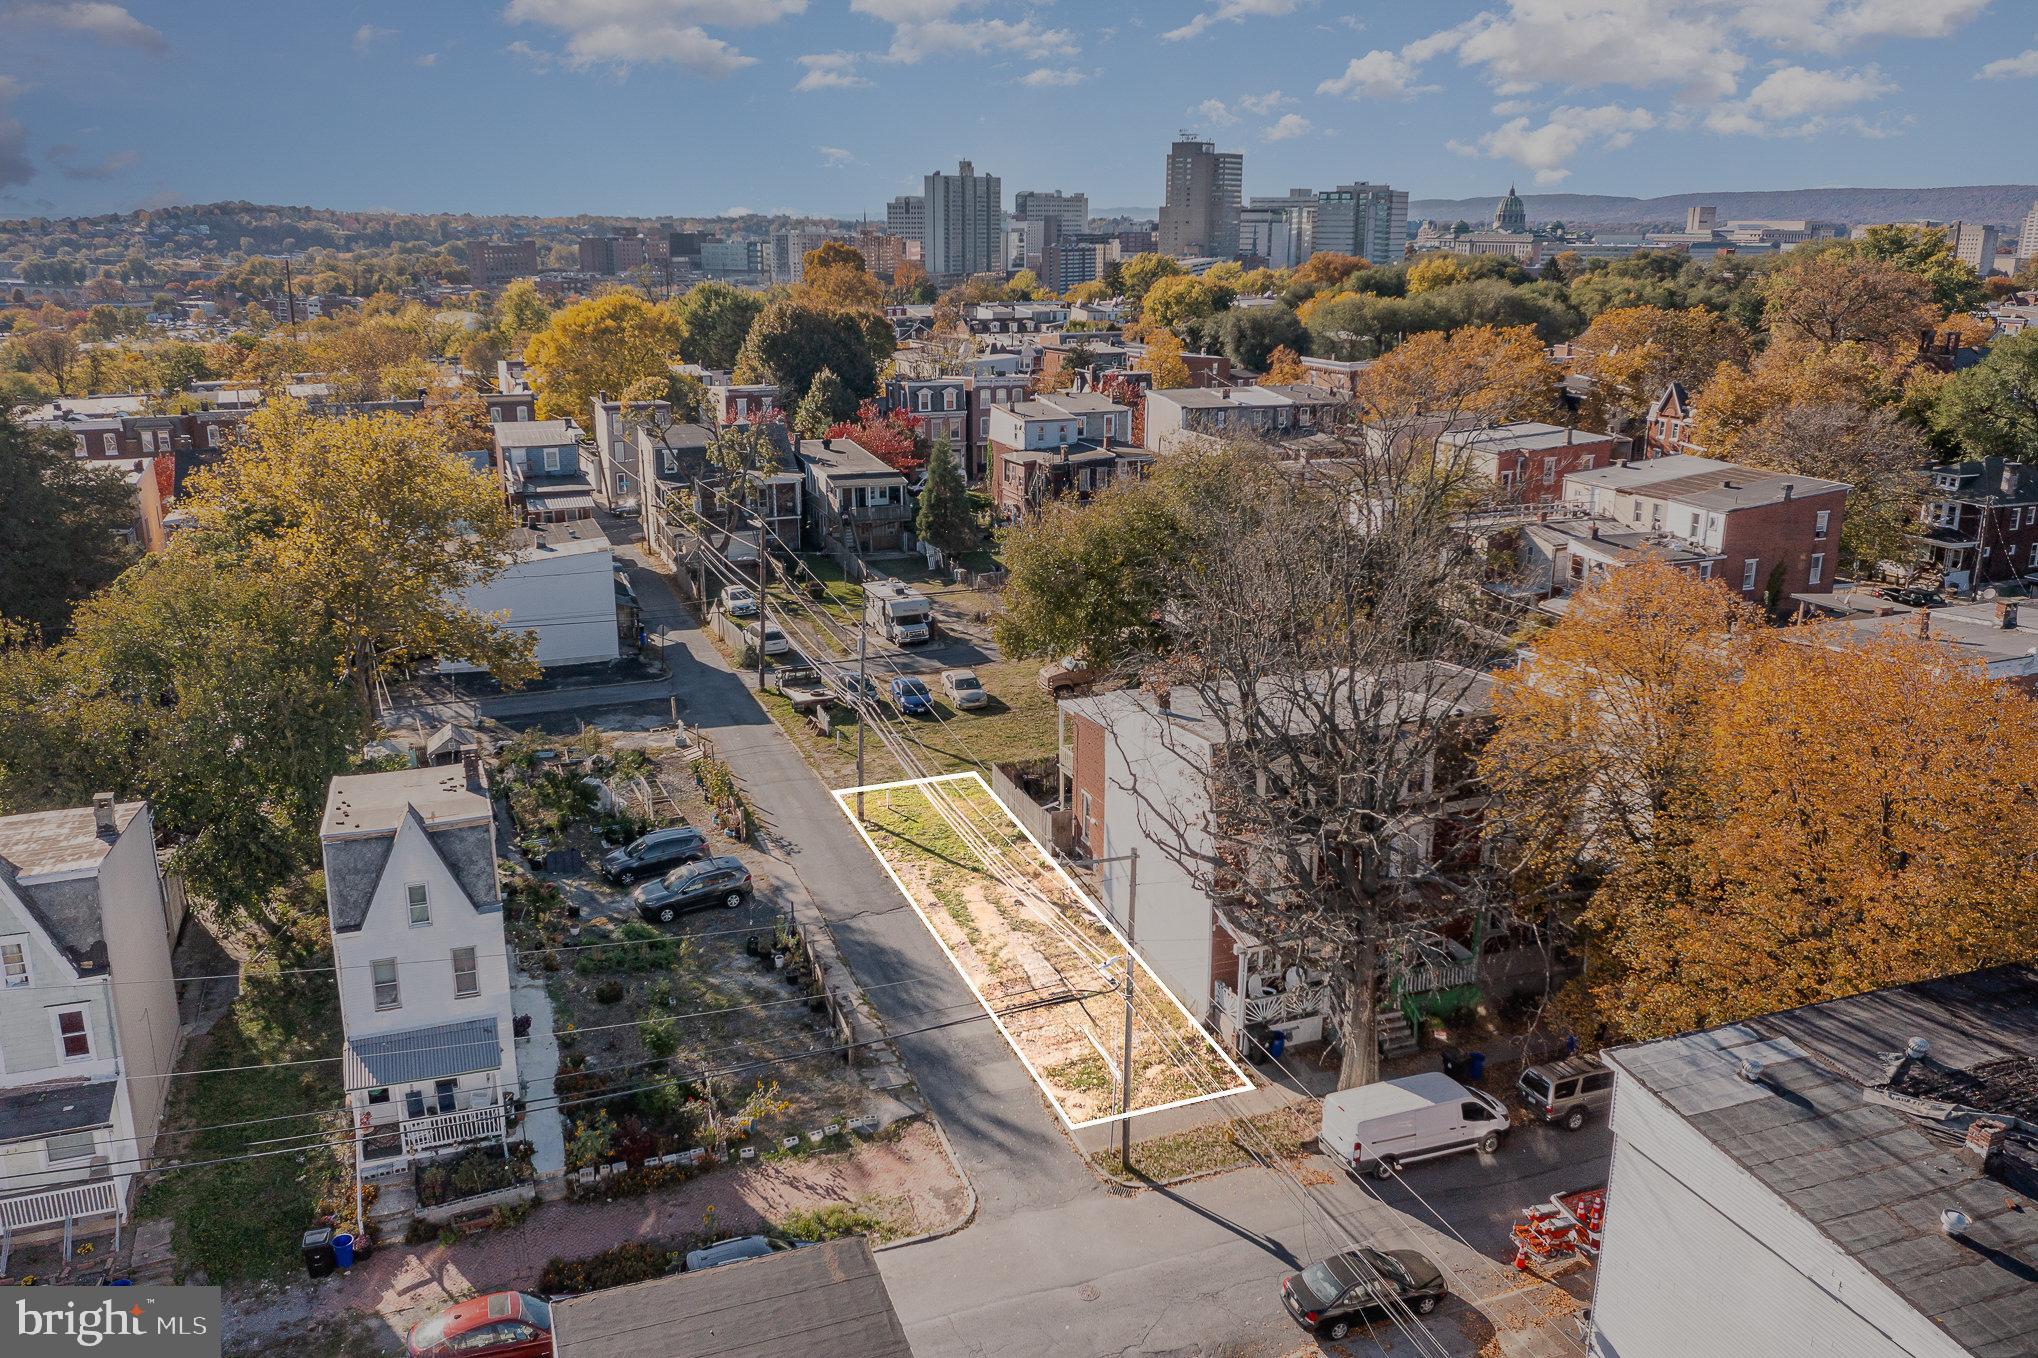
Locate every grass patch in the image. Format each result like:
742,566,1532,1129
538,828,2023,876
138,920,349,1283
1048,1053,1112,1095
1088,1101,1321,1185
773,1203,887,1242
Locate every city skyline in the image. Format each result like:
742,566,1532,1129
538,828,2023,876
0,1,2033,219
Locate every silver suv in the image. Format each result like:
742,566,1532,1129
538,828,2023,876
1516,1055,1613,1130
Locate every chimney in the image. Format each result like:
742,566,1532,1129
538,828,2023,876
1996,599,2020,630
1782,482,1794,501
461,748,483,794
1964,1117,2009,1171
1914,609,1932,640
92,792,117,837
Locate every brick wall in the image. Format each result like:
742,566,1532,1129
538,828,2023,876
1718,488,1848,605
1069,712,1107,857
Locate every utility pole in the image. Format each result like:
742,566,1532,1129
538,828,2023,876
756,530,769,693
855,614,869,820
1118,849,1138,1171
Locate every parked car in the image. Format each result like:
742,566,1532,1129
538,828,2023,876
632,856,753,923
742,620,790,657
684,1234,812,1272
940,668,988,710
1318,1071,1509,1180
1516,1054,1614,1130
600,826,708,884
1878,586,1944,609
722,585,759,618
406,1293,552,1358
1280,1248,1445,1341
826,668,881,706
890,675,934,716
1038,655,1107,699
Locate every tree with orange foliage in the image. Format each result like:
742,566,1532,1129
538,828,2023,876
1355,324,1560,426
1136,329,1191,390
797,241,884,314
1259,345,1308,385
1568,305,1748,438
1288,251,1369,296
1760,246,1937,357
1486,559,2038,1041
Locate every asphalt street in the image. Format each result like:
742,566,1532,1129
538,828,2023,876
446,539,1612,1358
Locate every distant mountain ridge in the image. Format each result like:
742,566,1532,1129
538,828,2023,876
1409,185,2038,229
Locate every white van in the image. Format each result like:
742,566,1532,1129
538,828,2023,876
1318,1071,1511,1180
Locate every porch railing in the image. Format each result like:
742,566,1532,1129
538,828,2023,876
1399,957,1479,995
399,1104,506,1158
0,1177,119,1231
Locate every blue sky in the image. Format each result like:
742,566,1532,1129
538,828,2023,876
0,0,2034,219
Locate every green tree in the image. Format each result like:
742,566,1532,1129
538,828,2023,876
915,434,975,557
793,367,853,438
1118,253,1185,307
0,411,135,642
1929,329,2038,461
675,282,765,372
1852,224,1983,315
733,300,879,406
994,474,1187,667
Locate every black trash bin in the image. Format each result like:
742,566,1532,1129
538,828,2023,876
300,1226,336,1279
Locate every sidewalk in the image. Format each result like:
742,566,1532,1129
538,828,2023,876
510,974,564,1183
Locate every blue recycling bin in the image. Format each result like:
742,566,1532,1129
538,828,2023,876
332,1233,355,1270
1465,1051,1487,1083
1268,1032,1287,1060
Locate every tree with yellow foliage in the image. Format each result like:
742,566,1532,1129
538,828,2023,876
1142,273,1233,330
1761,246,1937,357
523,291,685,421
1136,328,1191,390
1486,559,2038,1041
1355,324,1560,426
795,241,885,314
1406,255,1474,295
1568,305,1748,438
1260,345,1308,385
186,399,535,708
1288,251,1369,296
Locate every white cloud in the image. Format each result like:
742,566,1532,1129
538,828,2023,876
818,144,861,167
1238,89,1293,114
1163,0,1299,43
1019,67,1092,86
883,17,1075,63
1704,63,1895,134
1490,97,1533,115
849,0,964,19
4,2,167,54
1191,97,1238,127
1261,113,1314,141
502,0,805,76
354,23,395,55
795,51,871,90
415,52,439,67
1448,103,1655,184
1977,48,2038,80
1317,48,1437,100
505,39,554,70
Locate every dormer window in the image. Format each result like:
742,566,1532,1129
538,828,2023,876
1,938,27,988
407,883,430,927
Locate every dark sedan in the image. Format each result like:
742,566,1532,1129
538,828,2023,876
600,827,708,884
1280,1248,1445,1342
632,856,753,923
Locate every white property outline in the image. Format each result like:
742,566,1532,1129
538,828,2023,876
831,770,1254,1133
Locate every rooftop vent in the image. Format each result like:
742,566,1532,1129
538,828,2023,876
1907,1036,1932,1061
1942,1208,1972,1237
1739,1056,1766,1083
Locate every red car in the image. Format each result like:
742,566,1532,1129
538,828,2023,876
406,1292,552,1358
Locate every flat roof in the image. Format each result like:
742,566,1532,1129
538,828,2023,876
1610,966,2038,1358
1438,421,1620,453
797,437,904,482
551,1238,911,1358
0,1081,119,1146
1566,453,1849,510
321,766,491,841
1802,600,2038,665
494,419,582,447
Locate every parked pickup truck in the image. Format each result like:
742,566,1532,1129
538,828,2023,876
775,667,833,712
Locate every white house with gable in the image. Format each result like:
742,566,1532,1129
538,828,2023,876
321,762,519,1173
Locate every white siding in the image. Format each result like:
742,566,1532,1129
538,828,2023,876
1592,1074,1968,1358
445,540,620,671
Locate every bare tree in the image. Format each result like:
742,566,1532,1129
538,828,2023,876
1102,436,1508,1089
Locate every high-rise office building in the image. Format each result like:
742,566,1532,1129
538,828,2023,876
1159,138,1243,259
923,160,1002,282
886,194,925,243
1240,189,1318,270
1686,204,1718,234
1947,221,2001,276
2020,201,2038,264
1014,190,1089,234
1315,182,1409,267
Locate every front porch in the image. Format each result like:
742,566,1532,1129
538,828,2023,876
0,1176,123,1276
346,1015,517,1172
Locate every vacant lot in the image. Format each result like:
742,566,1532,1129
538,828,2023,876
844,775,1249,1128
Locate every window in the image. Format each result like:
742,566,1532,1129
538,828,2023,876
368,1088,391,1106
435,1079,458,1114
943,388,957,411
1809,553,1825,586
515,406,529,421
405,1089,426,1119
372,958,400,1010
917,390,931,412
1542,456,1557,486
1461,1101,1495,1122
452,947,479,998
45,1130,96,1164
1,938,27,988
1689,512,1702,539
1581,1071,1614,1094
407,883,430,927
540,447,561,474
1742,558,1759,591
1814,509,1830,540
1699,560,1713,581
53,1007,92,1062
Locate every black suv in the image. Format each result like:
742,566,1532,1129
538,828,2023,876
1281,1248,1446,1341
601,827,708,884
632,856,753,923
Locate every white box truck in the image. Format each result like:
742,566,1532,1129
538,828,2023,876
865,578,933,645
1318,1071,1510,1180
